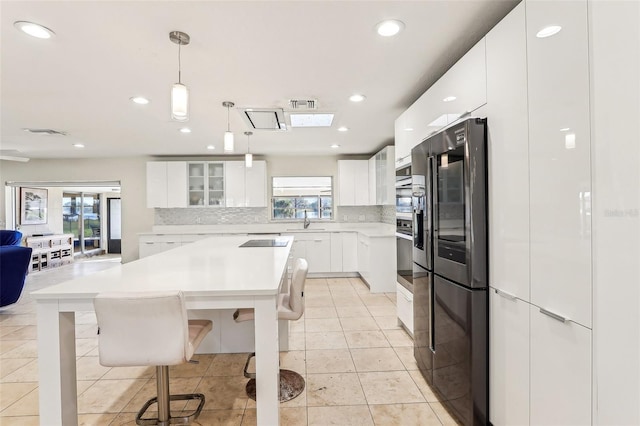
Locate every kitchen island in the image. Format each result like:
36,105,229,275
32,235,292,426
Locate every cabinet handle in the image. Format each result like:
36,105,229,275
495,288,517,301
539,308,569,323
145,242,154,245
400,291,411,302
314,239,322,242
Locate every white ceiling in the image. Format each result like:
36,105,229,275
1,0,519,160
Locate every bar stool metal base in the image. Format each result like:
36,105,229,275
245,369,306,402
136,393,206,425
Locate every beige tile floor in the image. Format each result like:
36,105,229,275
0,255,459,425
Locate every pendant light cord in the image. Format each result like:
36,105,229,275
178,42,182,84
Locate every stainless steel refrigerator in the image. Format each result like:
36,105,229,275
412,118,488,425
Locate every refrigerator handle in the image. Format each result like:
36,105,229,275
539,307,570,323
494,288,517,301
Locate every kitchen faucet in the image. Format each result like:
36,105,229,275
304,209,310,229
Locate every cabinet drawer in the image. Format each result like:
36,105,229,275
396,283,414,334
139,234,181,244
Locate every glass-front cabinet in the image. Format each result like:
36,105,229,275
188,162,225,207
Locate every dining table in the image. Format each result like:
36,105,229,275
32,234,293,426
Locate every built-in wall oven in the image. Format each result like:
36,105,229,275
395,164,412,219
396,218,413,292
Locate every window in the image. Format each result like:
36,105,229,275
272,177,332,220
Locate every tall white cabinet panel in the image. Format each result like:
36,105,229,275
146,162,168,208
245,161,267,207
485,2,530,301
590,1,640,423
527,0,592,328
489,288,529,426
368,157,376,205
530,305,591,426
166,162,187,208
225,161,246,207
354,161,370,205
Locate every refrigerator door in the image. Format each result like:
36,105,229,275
432,274,488,426
432,118,487,289
412,262,433,383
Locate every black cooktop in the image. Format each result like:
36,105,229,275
239,239,289,248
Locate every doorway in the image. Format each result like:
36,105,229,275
107,198,121,254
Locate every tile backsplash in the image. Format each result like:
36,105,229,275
155,205,397,225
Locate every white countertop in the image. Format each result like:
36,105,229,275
32,235,293,300
142,222,395,238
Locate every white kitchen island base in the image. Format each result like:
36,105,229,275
33,235,292,426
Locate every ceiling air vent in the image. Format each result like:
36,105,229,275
23,128,67,136
240,108,287,131
289,99,317,110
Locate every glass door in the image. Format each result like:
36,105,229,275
63,192,102,254
63,193,81,252
208,163,224,206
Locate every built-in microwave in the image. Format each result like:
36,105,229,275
396,165,412,217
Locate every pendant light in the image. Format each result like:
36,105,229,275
169,31,190,122
244,131,253,168
223,101,235,152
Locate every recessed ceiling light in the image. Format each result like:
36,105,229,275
180,128,191,133
349,94,366,103
331,144,340,149
130,96,149,105
337,126,349,132
14,21,55,39
375,20,405,37
443,96,457,102
206,145,215,150
404,128,414,132
536,25,562,38
73,143,85,148
289,113,334,128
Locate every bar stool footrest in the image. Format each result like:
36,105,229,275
135,393,206,425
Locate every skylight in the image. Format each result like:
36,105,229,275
289,113,335,128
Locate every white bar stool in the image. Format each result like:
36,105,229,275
233,258,309,402
94,290,212,426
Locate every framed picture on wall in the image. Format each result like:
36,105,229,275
20,187,48,225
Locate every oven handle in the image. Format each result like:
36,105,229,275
395,232,413,241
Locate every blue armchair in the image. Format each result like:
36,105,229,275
0,243,32,308
0,230,23,246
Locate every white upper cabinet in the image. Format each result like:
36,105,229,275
245,160,267,207
485,2,530,302
225,161,246,207
225,160,267,208
147,161,187,208
526,0,592,328
188,162,225,207
395,38,487,167
338,160,369,206
373,146,395,205
147,162,168,208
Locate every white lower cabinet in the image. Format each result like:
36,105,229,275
489,287,530,426
285,233,331,274
357,233,370,282
396,283,413,334
490,289,592,426
330,233,342,273
341,232,358,272
530,304,591,426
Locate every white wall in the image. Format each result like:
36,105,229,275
0,157,152,263
590,1,640,424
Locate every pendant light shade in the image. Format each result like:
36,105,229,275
223,101,235,153
224,131,234,153
169,31,190,122
244,131,253,168
171,83,188,121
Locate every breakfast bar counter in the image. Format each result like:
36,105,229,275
32,235,293,426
